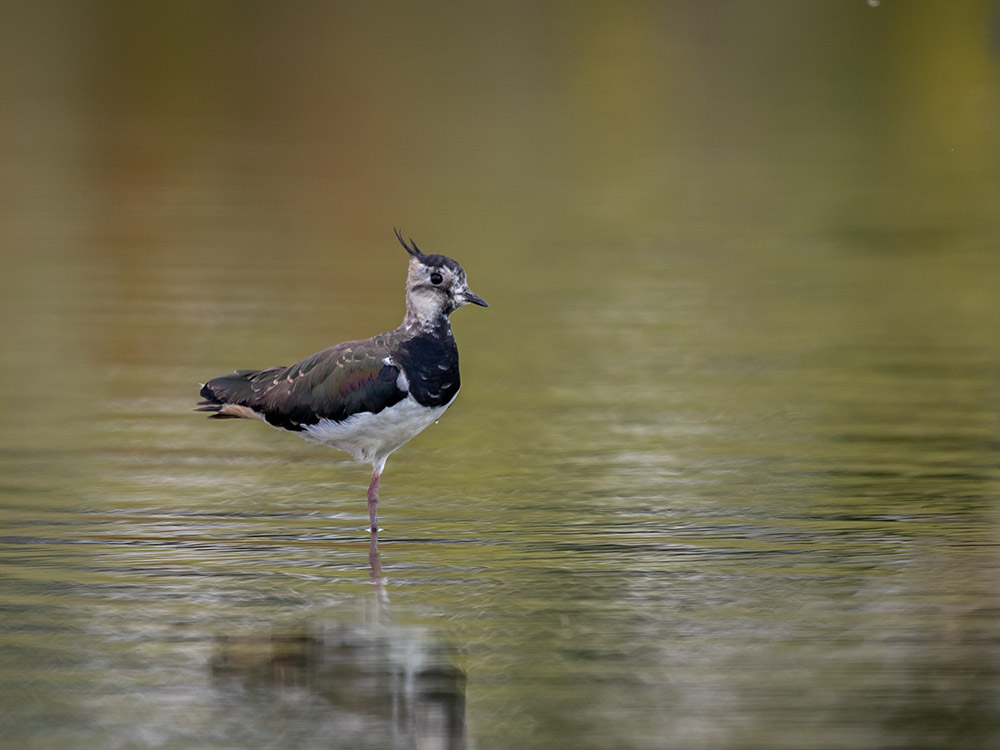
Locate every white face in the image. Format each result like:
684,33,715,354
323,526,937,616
404,256,486,325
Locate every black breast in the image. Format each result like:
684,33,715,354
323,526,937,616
392,330,461,408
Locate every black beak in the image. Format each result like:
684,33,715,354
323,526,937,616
462,289,489,308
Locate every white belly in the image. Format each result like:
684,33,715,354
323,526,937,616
300,395,452,467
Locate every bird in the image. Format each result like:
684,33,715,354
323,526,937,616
196,229,488,533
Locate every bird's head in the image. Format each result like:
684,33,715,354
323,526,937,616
396,229,488,329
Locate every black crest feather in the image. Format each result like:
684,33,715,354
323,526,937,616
394,227,424,259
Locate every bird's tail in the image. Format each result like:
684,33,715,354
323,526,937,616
196,368,279,419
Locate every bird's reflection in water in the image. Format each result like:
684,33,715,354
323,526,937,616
370,530,386,599
210,533,466,750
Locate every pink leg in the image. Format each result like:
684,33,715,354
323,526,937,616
366,469,381,532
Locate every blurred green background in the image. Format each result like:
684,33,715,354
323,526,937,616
1,2,998,749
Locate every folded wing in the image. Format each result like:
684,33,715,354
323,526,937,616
197,338,407,431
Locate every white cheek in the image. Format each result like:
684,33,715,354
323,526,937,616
413,295,437,316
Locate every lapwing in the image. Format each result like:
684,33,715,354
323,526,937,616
196,230,488,533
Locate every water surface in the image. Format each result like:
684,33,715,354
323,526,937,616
2,2,999,749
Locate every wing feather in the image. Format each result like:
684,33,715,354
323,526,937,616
198,334,407,431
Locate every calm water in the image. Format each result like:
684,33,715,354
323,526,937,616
2,2,999,749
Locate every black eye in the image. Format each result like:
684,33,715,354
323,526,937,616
430,272,443,285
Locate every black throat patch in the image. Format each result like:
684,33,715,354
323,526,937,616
392,327,461,408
